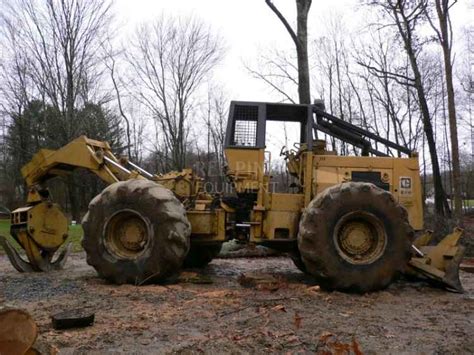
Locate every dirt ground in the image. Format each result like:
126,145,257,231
0,254,473,354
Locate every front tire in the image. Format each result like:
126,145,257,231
298,182,413,292
82,179,191,284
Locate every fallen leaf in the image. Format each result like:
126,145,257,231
286,335,299,343
238,273,282,291
200,290,231,298
318,333,364,355
294,312,302,329
256,283,281,292
352,337,363,355
178,272,213,284
307,285,321,293
271,304,286,312
319,331,334,342
331,341,351,353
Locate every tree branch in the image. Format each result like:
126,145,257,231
246,64,296,103
265,0,299,49
357,61,416,87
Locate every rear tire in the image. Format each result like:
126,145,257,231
82,179,191,284
183,243,222,268
298,182,413,292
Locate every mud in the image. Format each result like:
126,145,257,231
0,254,473,354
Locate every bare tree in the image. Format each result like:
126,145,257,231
0,0,115,220
127,15,224,170
3,0,113,144
201,87,228,188
245,48,298,103
104,46,132,159
356,29,427,155
0,15,37,201
265,0,312,104
423,0,462,220
459,26,473,163
365,0,451,217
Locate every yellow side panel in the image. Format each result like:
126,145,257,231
187,210,226,241
262,211,300,240
257,193,304,240
224,148,265,192
313,155,423,230
269,193,304,212
314,155,395,169
313,166,339,195
224,148,264,179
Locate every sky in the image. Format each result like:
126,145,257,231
113,0,473,103
112,0,473,160
114,0,358,102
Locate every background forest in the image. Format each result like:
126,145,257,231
0,0,472,223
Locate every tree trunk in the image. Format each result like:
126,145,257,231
295,0,311,104
435,0,462,221
413,63,451,216
390,3,450,216
265,0,312,104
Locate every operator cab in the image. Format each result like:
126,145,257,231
223,101,330,195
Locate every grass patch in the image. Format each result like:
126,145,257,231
0,219,11,235
464,200,474,207
0,219,84,254
67,224,84,252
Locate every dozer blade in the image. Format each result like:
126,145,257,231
407,227,465,293
0,235,71,273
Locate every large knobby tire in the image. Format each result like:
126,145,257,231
298,182,414,293
183,243,222,268
82,179,191,285
289,251,307,273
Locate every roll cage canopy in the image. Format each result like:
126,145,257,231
224,100,413,157
224,101,313,150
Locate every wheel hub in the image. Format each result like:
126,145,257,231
333,211,387,265
103,209,151,260
339,222,373,255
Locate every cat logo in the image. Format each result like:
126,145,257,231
400,177,412,196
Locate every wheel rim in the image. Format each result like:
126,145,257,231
103,209,152,260
333,211,387,265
